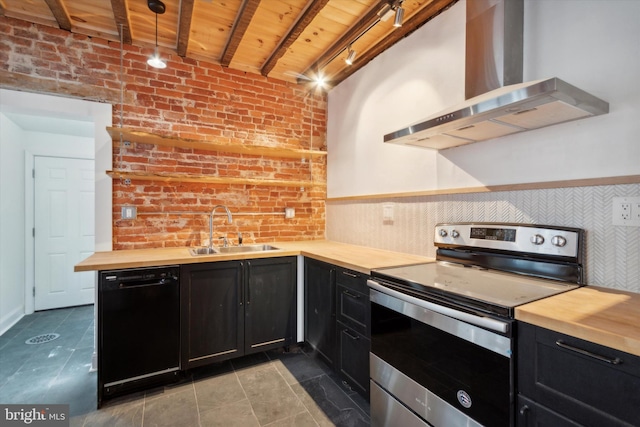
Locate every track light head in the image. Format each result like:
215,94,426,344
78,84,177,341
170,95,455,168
393,6,404,27
345,48,357,66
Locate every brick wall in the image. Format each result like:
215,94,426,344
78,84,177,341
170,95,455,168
0,16,327,249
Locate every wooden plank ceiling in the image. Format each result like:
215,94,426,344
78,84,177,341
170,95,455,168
0,0,456,86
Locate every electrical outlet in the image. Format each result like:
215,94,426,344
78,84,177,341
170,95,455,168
612,197,640,226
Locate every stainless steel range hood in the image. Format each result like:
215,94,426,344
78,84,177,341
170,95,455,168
384,0,609,150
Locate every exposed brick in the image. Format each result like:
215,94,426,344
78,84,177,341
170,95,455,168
1,15,327,249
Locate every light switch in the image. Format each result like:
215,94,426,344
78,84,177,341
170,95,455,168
121,206,137,219
383,204,394,223
285,207,295,219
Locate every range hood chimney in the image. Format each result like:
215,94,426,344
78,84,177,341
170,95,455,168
384,0,609,150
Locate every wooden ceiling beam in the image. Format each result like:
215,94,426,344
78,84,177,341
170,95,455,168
44,0,72,31
320,0,458,86
177,0,195,57
111,0,132,45
298,0,390,82
220,0,261,67
260,0,330,78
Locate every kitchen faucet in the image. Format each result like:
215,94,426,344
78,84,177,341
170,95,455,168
209,205,233,250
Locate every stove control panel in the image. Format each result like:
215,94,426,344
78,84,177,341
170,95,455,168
434,223,581,258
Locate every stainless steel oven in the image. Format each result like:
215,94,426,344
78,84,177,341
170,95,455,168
368,223,584,427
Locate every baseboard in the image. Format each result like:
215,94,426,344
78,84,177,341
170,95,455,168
0,306,24,336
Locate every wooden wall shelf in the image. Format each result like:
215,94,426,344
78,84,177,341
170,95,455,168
107,170,326,188
107,127,327,160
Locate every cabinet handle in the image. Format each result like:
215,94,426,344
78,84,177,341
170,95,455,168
342,271,358,278
239,261,244,305
519,405,529,425
343,329,360,340
555,340,622,365
246,261,251,304
342,290,361,299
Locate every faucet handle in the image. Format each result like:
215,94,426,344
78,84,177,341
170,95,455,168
238,232,243,246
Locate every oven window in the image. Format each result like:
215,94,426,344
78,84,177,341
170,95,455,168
371,301,512,427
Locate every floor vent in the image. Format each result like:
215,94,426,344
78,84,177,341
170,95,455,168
25,333,60,345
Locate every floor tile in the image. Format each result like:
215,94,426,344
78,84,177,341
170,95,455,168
194,370,246,413
262,410,320,427
236,363,305,425
199,398,260,427
143,387,200,427
293,375,370,427
83,399,144,427
0,365,56,404
269,352,327,386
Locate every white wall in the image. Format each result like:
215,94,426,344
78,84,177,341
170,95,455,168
0,90,111,334
0,114,27,333
327,0,640,197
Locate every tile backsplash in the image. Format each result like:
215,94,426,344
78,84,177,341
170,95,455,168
327,183,640,293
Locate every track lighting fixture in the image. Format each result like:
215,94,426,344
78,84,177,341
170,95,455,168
345,47,357,65
147,0,167,69
393,6,404,27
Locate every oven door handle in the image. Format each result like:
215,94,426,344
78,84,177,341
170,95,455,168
367,280,509,333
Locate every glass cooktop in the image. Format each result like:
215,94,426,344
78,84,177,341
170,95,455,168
372,261,580,310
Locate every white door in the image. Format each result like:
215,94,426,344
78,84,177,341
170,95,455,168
34,156,95,311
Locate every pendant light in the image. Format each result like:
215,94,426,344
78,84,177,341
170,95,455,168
147,0,167,69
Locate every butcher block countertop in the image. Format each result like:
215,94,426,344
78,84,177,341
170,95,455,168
74,240,433,275
516,286,640,357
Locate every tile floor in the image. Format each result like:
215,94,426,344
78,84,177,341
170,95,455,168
0,306,370,426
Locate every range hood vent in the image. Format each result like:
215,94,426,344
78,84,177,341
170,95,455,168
384,0,609,150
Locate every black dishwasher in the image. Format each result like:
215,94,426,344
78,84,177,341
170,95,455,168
98,265,180,406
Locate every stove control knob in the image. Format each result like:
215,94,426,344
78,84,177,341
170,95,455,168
530,234,545,245
551,235,567,247
451,230,460,238
439,229,448,237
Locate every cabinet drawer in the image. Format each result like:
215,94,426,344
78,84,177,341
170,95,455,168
335,267,368,294
337,321,370,397
336,284,369,336
518,322,640,427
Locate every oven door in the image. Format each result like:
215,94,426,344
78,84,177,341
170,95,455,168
368,280,514,427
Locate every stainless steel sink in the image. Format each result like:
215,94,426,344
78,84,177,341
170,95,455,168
189,244,279,256
189,247,219,256
217,244,279,254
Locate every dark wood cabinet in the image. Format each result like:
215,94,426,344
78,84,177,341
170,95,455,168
304,258,336,368
337,321,370,396
304,258,370,399
517,322,640,427
244,257,297,354
517,395,582,427
181,257,296,369
335,267,370,396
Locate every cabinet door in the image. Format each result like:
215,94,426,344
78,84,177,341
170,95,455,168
244,257,297,354
304,258,336,368
337,322,370,397
518,322,640,427
181,261,243,368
